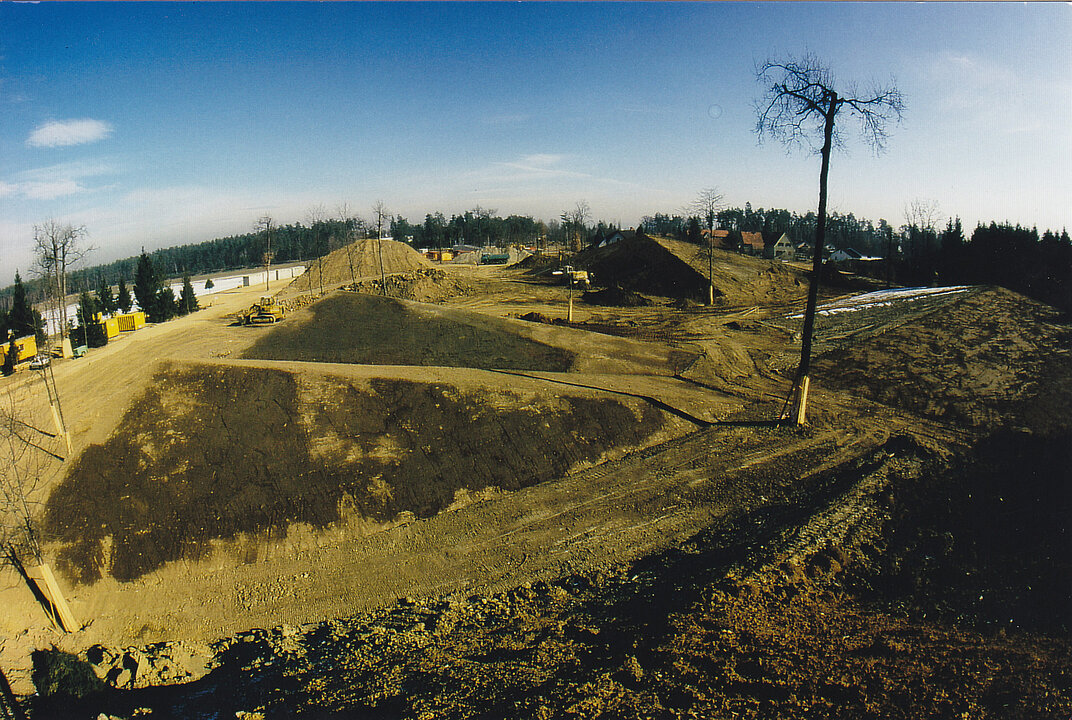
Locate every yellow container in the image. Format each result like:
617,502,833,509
100,317,120,339
116,312,146,332
1,335,37,364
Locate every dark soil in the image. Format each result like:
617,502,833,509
582,286,654,307
44,363,668,584
578,234,711,300
814,287,1072,429
243,292,576,372
37,433,1072,720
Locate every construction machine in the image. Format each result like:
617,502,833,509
243,296,286,325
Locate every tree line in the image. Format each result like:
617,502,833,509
4,204,1070,335
641,203,1071,314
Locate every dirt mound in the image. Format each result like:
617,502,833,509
243,292,575,371
515,253,566,275
285,238,432,294
582,286,653,307
814,287,1072,429
344,268,473,303
576,233,808,306
42,432,1072,720
43,361,671,584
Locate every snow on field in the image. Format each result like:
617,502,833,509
788,286,971,320
42,265,305,336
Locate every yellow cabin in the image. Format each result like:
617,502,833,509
0,335,37,365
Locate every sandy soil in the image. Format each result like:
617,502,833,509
1,256,1068,719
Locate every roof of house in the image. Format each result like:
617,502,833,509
741,231,765,250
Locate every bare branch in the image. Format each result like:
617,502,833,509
755,55,903,155
687,188,725,230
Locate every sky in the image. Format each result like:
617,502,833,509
1,2,1070,286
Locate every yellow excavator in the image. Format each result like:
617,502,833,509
242,296,286,325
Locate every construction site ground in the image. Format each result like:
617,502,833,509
1,256,1069,719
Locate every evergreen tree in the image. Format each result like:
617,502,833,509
154,287,178,322
97,278,117,316
178,275,199,315
8,271,38,340
2,337,16,376
116,278,132,313
72,291,107,348
686,217,703,245
134,251,168,321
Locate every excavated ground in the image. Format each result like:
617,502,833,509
3,260,1069,719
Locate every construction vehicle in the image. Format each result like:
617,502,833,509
242,296,286,325
551,265,592,289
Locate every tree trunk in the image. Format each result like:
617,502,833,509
790,93,837,424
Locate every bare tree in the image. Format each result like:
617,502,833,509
372,200,389,295
306,204,328,297
903,198,942,233
255,215,274,292
33,220,90,340
688,188,726,305
336,203,362,286
756,55,904,424
561,200,590,252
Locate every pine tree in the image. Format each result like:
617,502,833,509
8,271,38,340
178,275,199,315
72,291,107,348
134,251,163,321
154,287,178,322
97,278,117,316
2,337,16,376
116,278,132,314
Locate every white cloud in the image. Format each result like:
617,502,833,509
18,159,117,182
27,118,113,148
0,158,119,200
20,179,87,200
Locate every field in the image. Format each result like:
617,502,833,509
1,244,1069,719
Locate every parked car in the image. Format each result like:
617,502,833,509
29,354,51,370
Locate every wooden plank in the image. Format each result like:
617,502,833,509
27,565,79,633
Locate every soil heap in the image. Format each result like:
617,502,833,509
575,232,808,306
284,238,432,295
344,268,473,303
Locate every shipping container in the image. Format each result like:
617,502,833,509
115,312,146,332
100,317,120,339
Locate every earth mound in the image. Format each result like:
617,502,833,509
344,268,473,303
285,238,432,294
43,362,673,584
814,286,1072,429
243,292,576,371
575,232,808,305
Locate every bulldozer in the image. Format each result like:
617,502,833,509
242,296,286,325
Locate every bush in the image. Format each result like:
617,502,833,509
31,648,104,698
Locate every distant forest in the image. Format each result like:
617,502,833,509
2,204,1069,315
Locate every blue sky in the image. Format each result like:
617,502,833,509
1,2,1069,285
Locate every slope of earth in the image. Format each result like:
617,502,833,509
41,359,687,585
575,233,808,307
282,238,432,296
812,285,1072,429
34,423,1072,720
343,268,475,303
242,291,698,376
